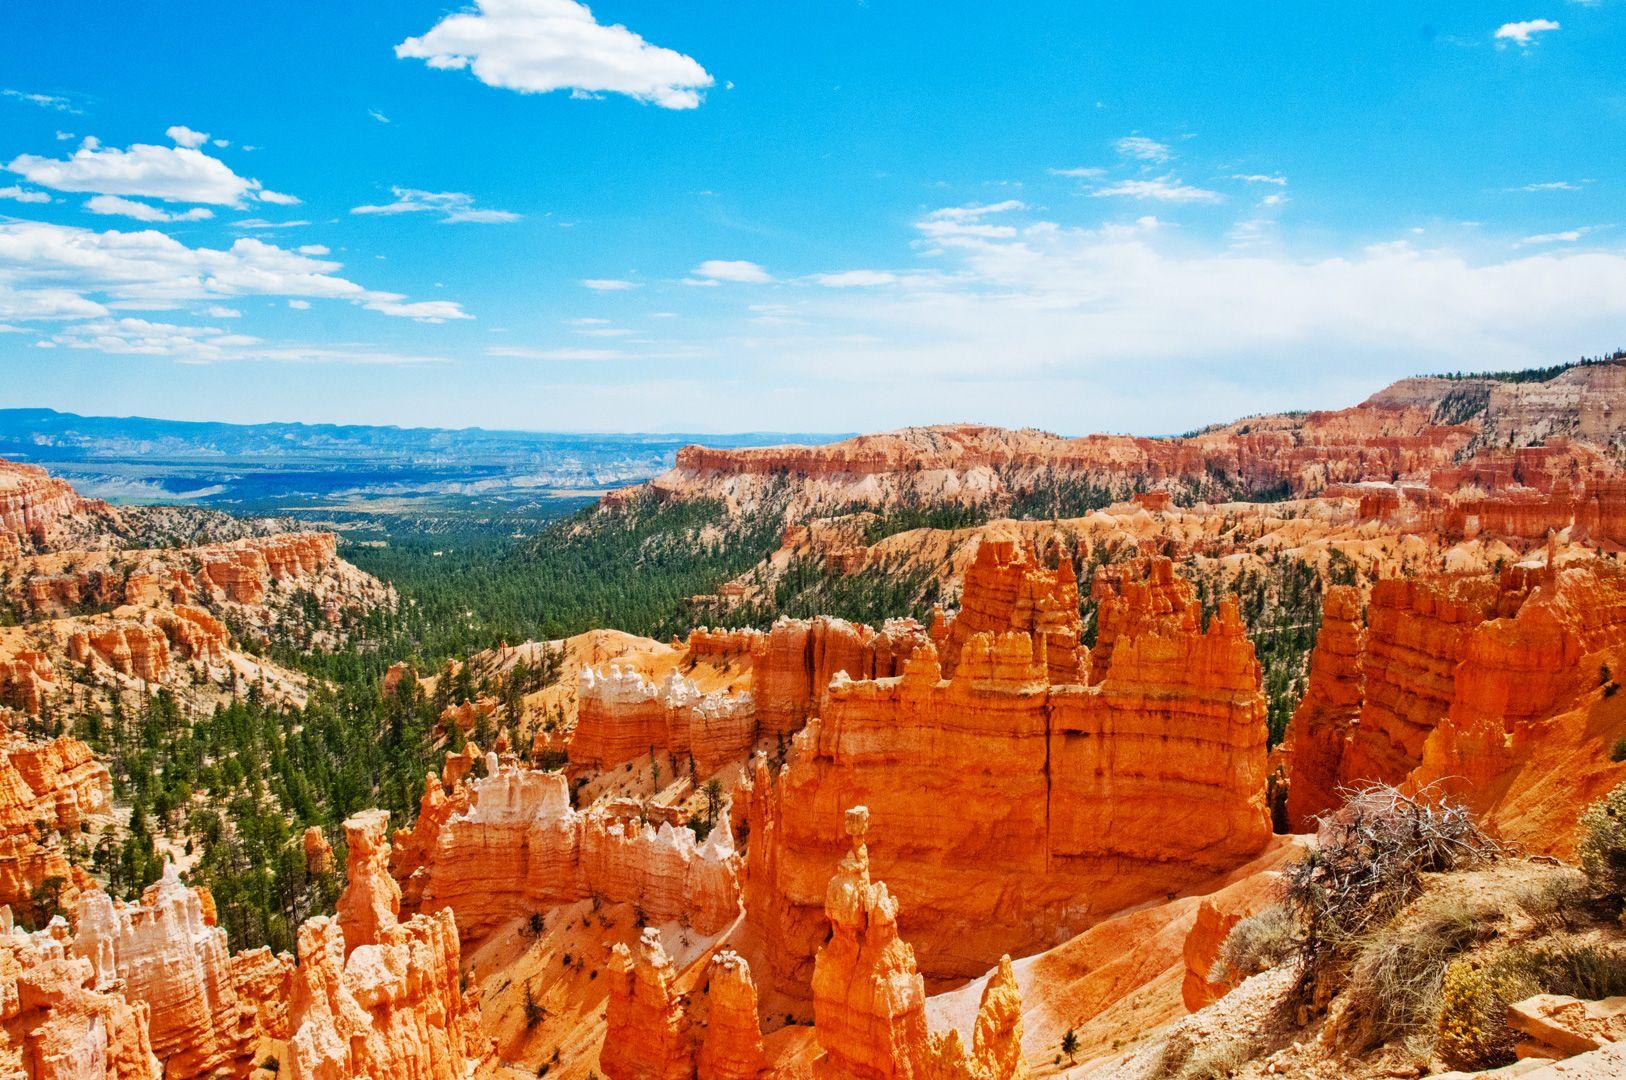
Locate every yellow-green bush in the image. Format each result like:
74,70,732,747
1436,960,1518,1070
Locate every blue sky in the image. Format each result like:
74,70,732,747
1,1,1623,435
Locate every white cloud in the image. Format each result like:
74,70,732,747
396,0,714,109
1512,180,1586,192
203,305,241,318
1091,177,1224,204
1517,226,1601,246
297,244,330,256
1232,174,1289,186
487,345,627,360
256,190,302,206
351,186,519,223
47,317,447,365
233,218,312,230
918,201,1027,241
582,277,637,291
6,137,292,206
84,195,214,222
689,259,771,284
0,220,468,322
1049,167,1106,178
810,270,898,287
0,185,50,204
2,89,80,114
166,125,210,148
287,299,311,310
1495,19,1561,46
369,109,391,124
1115,136,1173,163
0,285,108,321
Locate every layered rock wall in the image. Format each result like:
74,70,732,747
743,554,1271,999
404,754,742,943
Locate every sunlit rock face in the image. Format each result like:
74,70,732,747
743,551,1271,1003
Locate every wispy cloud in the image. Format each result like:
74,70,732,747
6,134,294,206
687,259,771,284
0,185,50,205
351,186,520,223
582,278,638,291
2,89,81,114
1115,135,1172,163
1517,225,1604,246
488,346,628,361
1091,177,1223,204
84,194,214,222
1510,179,1589,192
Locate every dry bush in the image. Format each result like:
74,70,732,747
1210,904,1297,985
1285,783,1504,1002
1577,780,1626,915
1511,868,1589,934
1336,892,1499,1050
1495,941,1626,1000
1152,1032,1256,1080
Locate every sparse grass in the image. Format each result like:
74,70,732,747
1336,893,1498,1050
1511,869,1589,935
1496,942,1626,1000
1151,1032,1257,1080
1211,904,1298,985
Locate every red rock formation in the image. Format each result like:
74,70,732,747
303,827,334,876
754,616,928,738
160,605,229,663
809,806,1028,1079
285,810,485,1080
404,755,742,943
572,666,756,774
603,928,694,1080
698,950,768,1080
1283,586,1367,830
0,459,103,547
198,533,339,605
743,557,1270,1000
72,867,252,1078
0,735,111,913
0,648,56,712
1180,899,1243,1011
67,622,171,681
7,951,162,1079
939,538,1081,683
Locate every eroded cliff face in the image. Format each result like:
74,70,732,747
809,806,1027,1080
0,460,108,550
402,752,742,944
0,734,111,916
286,809,486,1080
1283,557,1626,848
742,551,1271,1003
71,867,254,1079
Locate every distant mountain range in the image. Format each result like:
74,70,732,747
0,408,847,511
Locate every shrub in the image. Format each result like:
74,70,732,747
1211,904,1298,984
1612,738,1626,764
1284,783,1503,1001
1510,869,1588,935
1576,780,1626,912
1497,942,1626,1000
1337,893,1497,1050
1436,960,1520,1070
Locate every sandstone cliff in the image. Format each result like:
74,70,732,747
742,552,1271,1004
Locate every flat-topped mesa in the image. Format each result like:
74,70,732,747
405,752,742,944
571,665,755,774
1283,558,1626,848
286,809,485,1080
742,556,1270,1001
938,537,1082,683
810,806,1028,1080
71,866,251,1079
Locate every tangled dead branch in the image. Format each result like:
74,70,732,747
1285,782,1506,1003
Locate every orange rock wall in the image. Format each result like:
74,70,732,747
743,556,1271,1001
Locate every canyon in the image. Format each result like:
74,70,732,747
0,358,1624,1078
